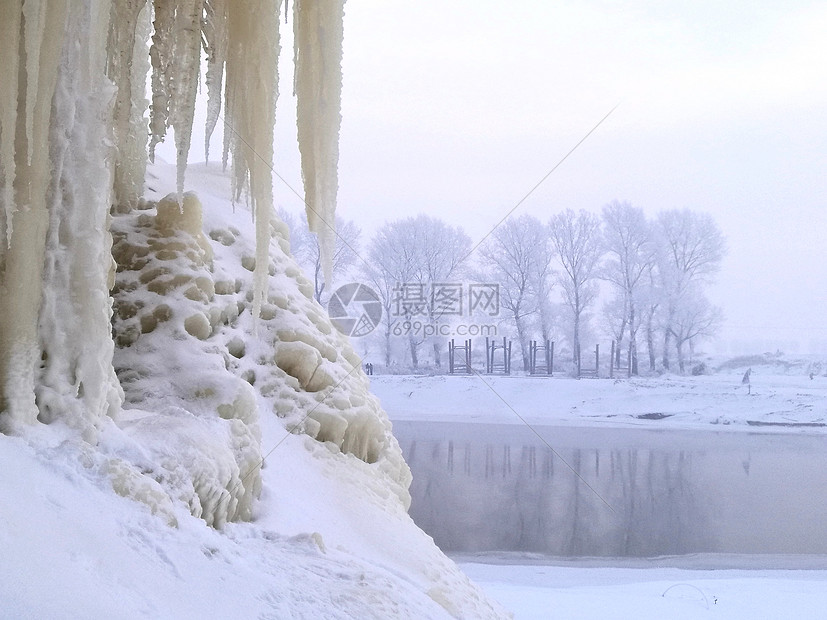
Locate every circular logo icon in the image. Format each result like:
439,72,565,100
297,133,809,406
328,283,382,337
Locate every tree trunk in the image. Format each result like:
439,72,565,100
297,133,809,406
628,302,638,376
540,301,552,344
313,261,324,303
615,312,628,368
573,309,581,367
408,334,419,369
515,314,529,371
662,324,672,370
676,339,685,373
432,340,441,368
646,308,656,371
384,324,391,366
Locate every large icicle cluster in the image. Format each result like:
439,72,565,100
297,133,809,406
0,0,122,440
0,0,404,520
147,0,206,201
1,0,347,439
294,0,345,285
222,0,281,321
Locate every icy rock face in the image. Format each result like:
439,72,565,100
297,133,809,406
120,407,261,527
111,188,411,515
201,211,412,505
112,192,262,525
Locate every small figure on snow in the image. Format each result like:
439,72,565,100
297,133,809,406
742,368,752,394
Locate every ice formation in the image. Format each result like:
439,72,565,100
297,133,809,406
0,0,121,441
0,0,404,517
222,0,281,321
108,0,151,211
294,0,344,285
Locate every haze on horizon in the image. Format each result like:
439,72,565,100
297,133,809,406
162,0,827,355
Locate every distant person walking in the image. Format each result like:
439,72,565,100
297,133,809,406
742,368,752,394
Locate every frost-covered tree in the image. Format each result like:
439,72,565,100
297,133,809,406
549,209,603,368
601,292,629,361
364,215,470,369
280,209,362,304
640,264,663,372
655,209,726,370
477,215,551,370
670,290,723,372
601,200,656,375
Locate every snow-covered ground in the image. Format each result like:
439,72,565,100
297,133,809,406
459,558,827,620
370,366,827,431
1,161,506,619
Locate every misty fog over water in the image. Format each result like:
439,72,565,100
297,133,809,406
395,421,827,557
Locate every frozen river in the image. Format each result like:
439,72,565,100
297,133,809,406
394,421,827,557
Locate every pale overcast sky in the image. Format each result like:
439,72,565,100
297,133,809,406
168,1,827,354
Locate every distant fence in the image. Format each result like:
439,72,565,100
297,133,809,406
529,340,554,376
577,343,600,378
448,339,473,374
485,337,512,375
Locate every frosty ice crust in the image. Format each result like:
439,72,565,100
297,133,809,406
111,183,411,526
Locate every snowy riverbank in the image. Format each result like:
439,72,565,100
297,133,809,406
458,558,827,620
372,367,827,617
370,366,827,432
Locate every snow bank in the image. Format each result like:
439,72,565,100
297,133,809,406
371,371,827,431
0,431,508,619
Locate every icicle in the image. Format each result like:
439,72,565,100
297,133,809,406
0,1,22,247
148,0,205,203
127,2,152,194
148,0,175,161
37,0,122,441
293,0,345,286
225,0,281,319
203,0,227,163
170,0,205,201
22,0,48,166
0,0,67,430
107,0,150,211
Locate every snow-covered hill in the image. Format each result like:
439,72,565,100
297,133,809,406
0,161,507,619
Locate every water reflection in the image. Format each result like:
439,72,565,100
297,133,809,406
394,422,827,557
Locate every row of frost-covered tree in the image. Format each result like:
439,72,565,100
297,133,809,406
284,202,725,375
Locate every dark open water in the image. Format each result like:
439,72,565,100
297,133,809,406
394,421,827,557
